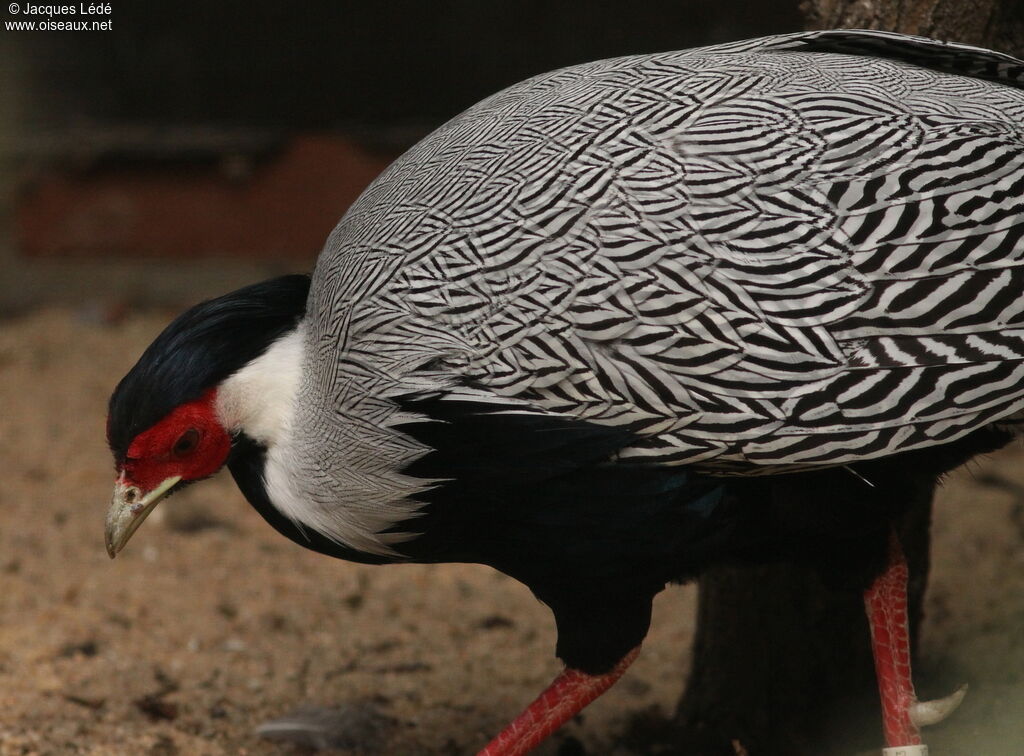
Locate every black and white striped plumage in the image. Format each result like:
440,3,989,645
253,29,1024,557
106,28,1024,748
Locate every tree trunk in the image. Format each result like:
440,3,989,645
654,7,1024,755
800,0,1024,56
666,481,934,756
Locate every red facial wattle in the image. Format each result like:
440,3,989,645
119,388,232,491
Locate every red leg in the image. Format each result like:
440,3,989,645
864,531,922,749
477,646,640,756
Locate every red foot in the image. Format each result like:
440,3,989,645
477,646,641,756
864,531,921,748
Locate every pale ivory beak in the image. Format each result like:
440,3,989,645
105,474,182,558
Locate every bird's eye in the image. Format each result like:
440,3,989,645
172,428,201,457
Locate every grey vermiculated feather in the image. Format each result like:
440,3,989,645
254,703,399,751
279,30,1024,552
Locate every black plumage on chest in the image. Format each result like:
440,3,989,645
388,395,728,576
384,395,736,671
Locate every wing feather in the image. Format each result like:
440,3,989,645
309,30,1024,471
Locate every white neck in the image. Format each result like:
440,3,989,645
212,321,427,559
216,325,305,445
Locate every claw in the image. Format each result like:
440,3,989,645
881,746,929,756
909,684,968,728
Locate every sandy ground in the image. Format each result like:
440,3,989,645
1,307,1022,755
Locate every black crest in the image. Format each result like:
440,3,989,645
107,274,311,462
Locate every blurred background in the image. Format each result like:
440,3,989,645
0,0,801,310
2,2,1024,755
